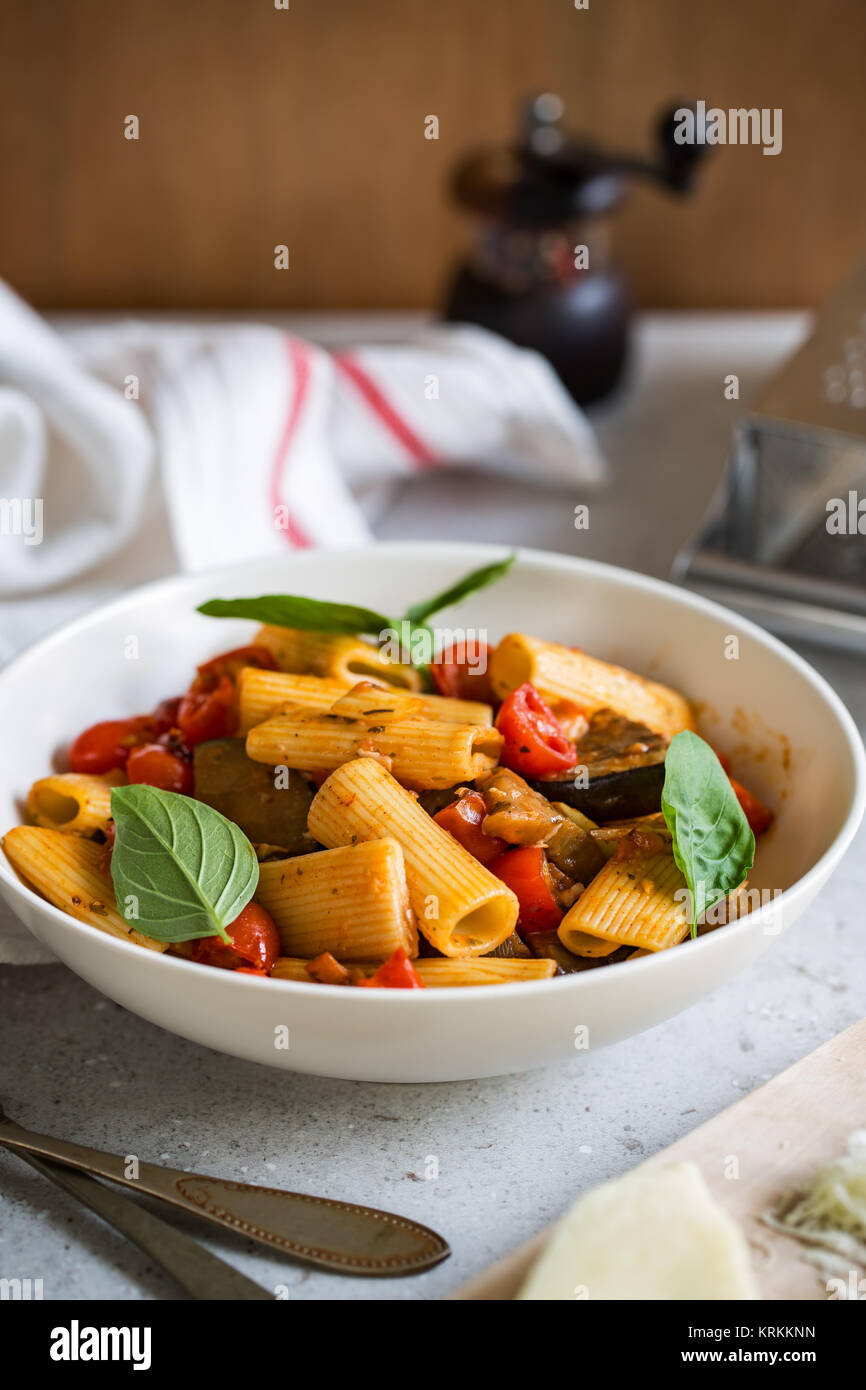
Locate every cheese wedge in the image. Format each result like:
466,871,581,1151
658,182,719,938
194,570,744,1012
518,1162,758,1300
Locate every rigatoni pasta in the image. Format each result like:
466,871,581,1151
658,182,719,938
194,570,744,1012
239,670,354,731
26,772,118,837
238,668,492,734
329,682,492,728
2,826,167,952
270,955,557,986
489,633,695,741
327,683,425,723
253,626,421,689
556,926,620,957
327,681,493,728
246,709,502,790
409,957,556,986
308,757,519,957
557,842,690,951
256,839,417,960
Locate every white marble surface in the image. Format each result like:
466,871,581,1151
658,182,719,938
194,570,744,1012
3,310,865,1302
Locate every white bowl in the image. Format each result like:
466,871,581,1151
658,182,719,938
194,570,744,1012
1,542,863,1082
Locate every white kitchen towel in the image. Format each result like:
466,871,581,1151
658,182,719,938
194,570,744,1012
0,283,154,595
0,287,606,588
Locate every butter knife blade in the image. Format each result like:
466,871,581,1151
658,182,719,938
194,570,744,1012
7,1146,273,1299
0,1111,449,1277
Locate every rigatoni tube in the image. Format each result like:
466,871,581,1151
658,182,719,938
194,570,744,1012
256,839,417,960
307,758,519,957
26,773,116,837
246,710,502,791
327,681,493,727
328,683,425,723
270,955,556,987
252,626,421,689
238,668,492,734
239,671,352,731
556,926,620,957
557,846,689,951
2,826,166,952
401,957,556,986
489,633,694,741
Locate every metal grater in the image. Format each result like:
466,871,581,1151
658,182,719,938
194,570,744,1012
673,259,866,652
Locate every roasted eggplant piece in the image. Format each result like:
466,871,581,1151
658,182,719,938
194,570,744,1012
589,813,672,858
193,738,316,855
529,709,667,821
418,786,465,818
549,803,598,836
476,767,606,884
527,930,633,974
487,931,533,959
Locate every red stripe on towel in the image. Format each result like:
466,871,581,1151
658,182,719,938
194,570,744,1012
270,337,314,548
335,351,437,469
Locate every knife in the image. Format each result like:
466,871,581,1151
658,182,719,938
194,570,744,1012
6,1145,274,1299
0,1106,449,1276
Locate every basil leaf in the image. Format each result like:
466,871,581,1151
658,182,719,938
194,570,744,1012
198,555,517,648
109,786,259,944
661,730,755,937
197,595,392,638
405,552,517,625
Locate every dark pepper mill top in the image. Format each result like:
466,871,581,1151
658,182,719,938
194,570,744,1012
450,93,709,228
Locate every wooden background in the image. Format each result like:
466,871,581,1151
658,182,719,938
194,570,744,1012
1,0,864,311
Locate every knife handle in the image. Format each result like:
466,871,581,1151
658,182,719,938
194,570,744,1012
9,1147,274,1300
0,1117,449,1276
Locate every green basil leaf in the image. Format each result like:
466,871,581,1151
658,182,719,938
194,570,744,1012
661,730,755,936
197,594,393,638
109,786,259,944
404,552,517,625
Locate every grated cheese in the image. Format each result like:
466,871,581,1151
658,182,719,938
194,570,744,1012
761,1130,866,1272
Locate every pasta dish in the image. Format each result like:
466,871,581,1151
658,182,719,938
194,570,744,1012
2,557,773,990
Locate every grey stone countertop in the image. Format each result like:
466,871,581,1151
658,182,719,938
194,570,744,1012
2,312,864,1301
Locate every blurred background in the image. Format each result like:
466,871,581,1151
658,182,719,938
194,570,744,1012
1,0,865,658
2,0,865,313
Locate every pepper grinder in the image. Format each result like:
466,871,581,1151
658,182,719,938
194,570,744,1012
443,95,711,405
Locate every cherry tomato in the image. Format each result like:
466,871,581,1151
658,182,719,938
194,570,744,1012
434,791,507,866
356,947,424,989
156,725,194,758
151,696,183,735
548,698,590,743
126,742,195,795
430,643,496,705
495,683,578,778
191,902,280,973
729,777,774,835
197,645,278,683
68,716,154,774
488,846,563,933
177,674,237,745
711,747,732,775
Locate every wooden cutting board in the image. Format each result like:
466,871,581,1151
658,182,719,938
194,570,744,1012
452,1018,866,1300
